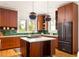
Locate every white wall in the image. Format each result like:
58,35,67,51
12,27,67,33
78,4,79,51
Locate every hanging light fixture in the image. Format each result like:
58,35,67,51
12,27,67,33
45,15,51,21
45,1,51,21
29,1,36,20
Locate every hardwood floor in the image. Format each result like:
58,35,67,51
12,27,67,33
0,49,78,57
0,49,21,57
54,49,77,57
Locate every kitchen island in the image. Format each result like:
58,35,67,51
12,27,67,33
20,36,56,57
0,34,57,57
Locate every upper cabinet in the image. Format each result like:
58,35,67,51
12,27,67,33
0,8,17,28
65,3,73,22
37,15,43,31
9,10,17,27
37,14,48,31
58,6,65,23
58,3,77,23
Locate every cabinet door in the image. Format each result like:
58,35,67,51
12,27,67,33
10,11,17,27
30,42,43,57
11,37,20,48
51,40,56,55
6,10,10,27
1,38,12,49
58,7,65,23
1,9,7,27
1,37,20,50
0,9,2,26
37,15,43,31
0,8,17,27
65,4,73,22
42,41,51,56
20,39,27,57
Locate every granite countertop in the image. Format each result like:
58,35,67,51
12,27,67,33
0,35,20,38
41,34,58,37
0,34,58,38
21,36,56,43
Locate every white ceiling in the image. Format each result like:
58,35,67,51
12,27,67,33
0,1,78,19
0,1,78,11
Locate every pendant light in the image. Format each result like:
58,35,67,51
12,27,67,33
29,1,36,20
45,1,51,21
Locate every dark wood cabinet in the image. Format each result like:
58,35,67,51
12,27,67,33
20,39,27,57
30,42,43,57
51,40,56,55
37,15,43,31
58,6,65,23
37,14,48,31
65,3,73,22
0,37,20,50
9,10,17,27
57,3,78,54
0,8,17,28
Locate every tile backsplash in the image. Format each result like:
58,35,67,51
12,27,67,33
0,30,17,36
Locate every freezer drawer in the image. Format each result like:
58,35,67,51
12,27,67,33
58,41,72,54
64,43,72,53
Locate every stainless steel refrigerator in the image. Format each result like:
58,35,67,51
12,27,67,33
58,22,73,54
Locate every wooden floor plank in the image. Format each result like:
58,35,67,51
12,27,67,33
54,49,77,57
0,49,77,57
0,49,21,57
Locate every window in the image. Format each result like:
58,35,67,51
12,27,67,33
18,20,26,33
28,21,35,33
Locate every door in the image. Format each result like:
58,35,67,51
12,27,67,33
58,23,65,41
64,22,72,42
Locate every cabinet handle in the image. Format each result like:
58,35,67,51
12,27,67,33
0,40,1,49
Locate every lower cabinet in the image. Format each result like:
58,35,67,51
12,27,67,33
51,40,56,55
30,41,51,57
30,42,43,57
0,37,20,50
20,39,28,57
42,41,51,56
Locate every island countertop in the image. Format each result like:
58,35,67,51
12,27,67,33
21,36,56,43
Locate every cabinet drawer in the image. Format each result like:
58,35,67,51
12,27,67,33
1,37,20,50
